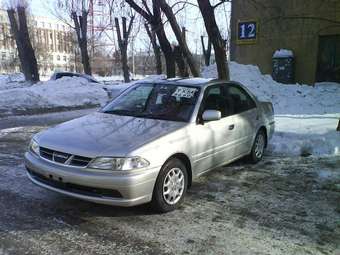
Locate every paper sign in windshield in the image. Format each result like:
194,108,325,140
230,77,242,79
172,87,198,98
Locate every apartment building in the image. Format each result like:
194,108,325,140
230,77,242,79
0,9,77,77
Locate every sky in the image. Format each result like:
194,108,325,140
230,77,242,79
29,0,231,54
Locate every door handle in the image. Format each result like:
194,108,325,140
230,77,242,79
228,124,235,130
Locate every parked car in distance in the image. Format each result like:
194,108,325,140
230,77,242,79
25,78,275,212
50,72,100,83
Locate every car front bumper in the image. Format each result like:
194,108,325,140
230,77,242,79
24,152,160,207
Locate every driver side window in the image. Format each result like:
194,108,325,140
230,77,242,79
201,85,228,118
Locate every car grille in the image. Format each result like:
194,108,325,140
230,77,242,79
27,168,122,198
39,147,92,167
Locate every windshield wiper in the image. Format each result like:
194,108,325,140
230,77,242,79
140,113,186,122
104,110,186,122
103,109,142,117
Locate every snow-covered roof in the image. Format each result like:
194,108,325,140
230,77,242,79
273,49,294,58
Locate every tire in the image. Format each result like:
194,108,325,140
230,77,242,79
151,158,188,213
248,129,266,164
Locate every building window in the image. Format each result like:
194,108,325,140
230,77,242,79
1,52,6,60
63,55,66,61
57,55,60,61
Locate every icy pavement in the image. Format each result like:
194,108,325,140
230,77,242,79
0,116,339,254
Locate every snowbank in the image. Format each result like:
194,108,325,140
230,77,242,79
0,73,29,91
202,62,340,157
202,62,340,115
0,77,108,117
269,114,339,156
0,74,165,117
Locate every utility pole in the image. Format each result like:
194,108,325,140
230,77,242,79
229,0,236,61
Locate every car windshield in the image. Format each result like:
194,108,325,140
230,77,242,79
101,83,200,122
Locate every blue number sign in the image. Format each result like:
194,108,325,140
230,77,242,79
237,21,257,44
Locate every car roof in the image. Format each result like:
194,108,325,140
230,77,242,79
137,77,240,88
53,72,99,83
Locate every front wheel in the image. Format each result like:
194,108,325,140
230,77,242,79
248,130,266,163
151,158,188,213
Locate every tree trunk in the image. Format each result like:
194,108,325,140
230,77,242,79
159,0,199,77
121,47,130,82
154,25,176,78
174,46,189,77
201,35,212,66
197,0,230,80
7,7,39,82
115,16,134,83
80,40,91,75
72,11,92,75
145,23,162,75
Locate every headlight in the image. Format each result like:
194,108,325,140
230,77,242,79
88,157,149,171
29,139,40,155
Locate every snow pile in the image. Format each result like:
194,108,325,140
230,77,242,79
202,62,340,115
0,77,108,117
273,49,294,58
0,74,165,117
269,114,339,156
0,73,29,91
203,62,340,157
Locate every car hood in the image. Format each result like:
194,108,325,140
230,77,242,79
35,112,187,157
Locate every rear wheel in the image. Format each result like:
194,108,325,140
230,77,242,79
248,130,266,163
151,158,188,213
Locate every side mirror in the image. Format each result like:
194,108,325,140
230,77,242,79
202,110,222,122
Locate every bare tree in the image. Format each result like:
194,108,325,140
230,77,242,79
158,0,199,77
54,0,92,75
197,0,230,80
115,15,135,82
7,5,39,82
125,0,176,78
144,23,162,75
201,35,212,66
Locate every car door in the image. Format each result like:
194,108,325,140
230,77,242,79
191,85,239,175
225,84,258,156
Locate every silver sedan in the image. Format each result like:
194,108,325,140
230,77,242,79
25,78,275,212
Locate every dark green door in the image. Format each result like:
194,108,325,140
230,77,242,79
316,35,340,82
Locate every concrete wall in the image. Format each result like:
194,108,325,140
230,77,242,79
230,0,340,85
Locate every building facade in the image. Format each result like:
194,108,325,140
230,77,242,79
230,0,340,85
0,9,77,77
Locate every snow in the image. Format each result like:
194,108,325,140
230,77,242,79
0,76,109,117
273,49,294,58
202,62,340,157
